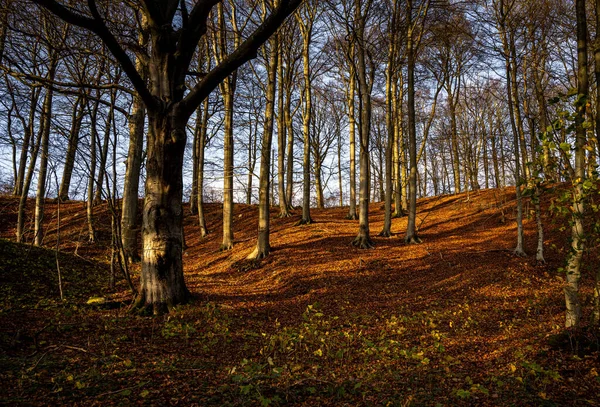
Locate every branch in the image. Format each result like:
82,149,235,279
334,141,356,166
177,0,303,119
31,0,157,111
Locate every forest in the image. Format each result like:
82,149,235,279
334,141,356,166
1,0,600,405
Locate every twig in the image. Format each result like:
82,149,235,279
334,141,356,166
96,381,149,398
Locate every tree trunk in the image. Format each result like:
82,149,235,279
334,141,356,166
59,93,85,201
121,91,146,263
347,61,358,220
404,0,421,244
196,99,210,238
132,112,190,314
34,59,57,247
13,89,40,197
221,79,236,250
565,0,588,328
499,7,526,256
277,42,291,217
352,0,373,249
249,36,278,259
94,88,117,204
393,76,405,217
298,23,313,225
87,97,100,243
593,0,600,326
16,108,43,243
121,23,148,263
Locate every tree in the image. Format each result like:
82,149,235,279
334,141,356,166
564,0,588,328
295,0,317,225
31,0,302,314
351,0,375,249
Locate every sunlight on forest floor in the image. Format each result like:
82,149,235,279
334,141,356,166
1,187,599,406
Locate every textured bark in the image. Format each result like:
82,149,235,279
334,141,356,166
133,113,190,314
249,35,278,260
297,12,313,225
121,22,148,263
351,0,373,249
404,0,421,245
276,43,291,217
121,93,146,262
564,0,588,328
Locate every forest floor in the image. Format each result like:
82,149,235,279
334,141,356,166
1,187,600,406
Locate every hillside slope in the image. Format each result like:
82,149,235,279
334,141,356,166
0,188,599,406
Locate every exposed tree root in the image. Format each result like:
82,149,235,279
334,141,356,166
279,209,293,218
129,290,189,316
346,213,358,220
392,211,406,218
379,229,392,238
220,242,234,251
352,235,374,249
295,218,313,226
513,248,527,257
405,234,422,244
247,245,270,260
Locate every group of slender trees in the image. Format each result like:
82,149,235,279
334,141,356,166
0,0,599,325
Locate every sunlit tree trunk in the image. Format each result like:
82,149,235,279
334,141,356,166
249,33,278,259
196,99,210,238
404,0,421,244
277,42,291,217
296,8,314,225
352,0,374,249
565,0,588,328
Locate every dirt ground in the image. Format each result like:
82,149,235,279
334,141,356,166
1,187,599,406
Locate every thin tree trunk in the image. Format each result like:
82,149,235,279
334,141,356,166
34,58,58,247
297,16,313,225
16,108,43,243
352,0,373,249
565,0,588,328
59,93,85,201
249,36,278,259
196,99,210,237
87,97,100,243
405,0,421,244
347,59,358,220
13,89,40,197
277,41,291,217
94,87,117,204
593,0,600,326
499,8,526,256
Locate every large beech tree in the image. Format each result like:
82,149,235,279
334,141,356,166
31,0,302,314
